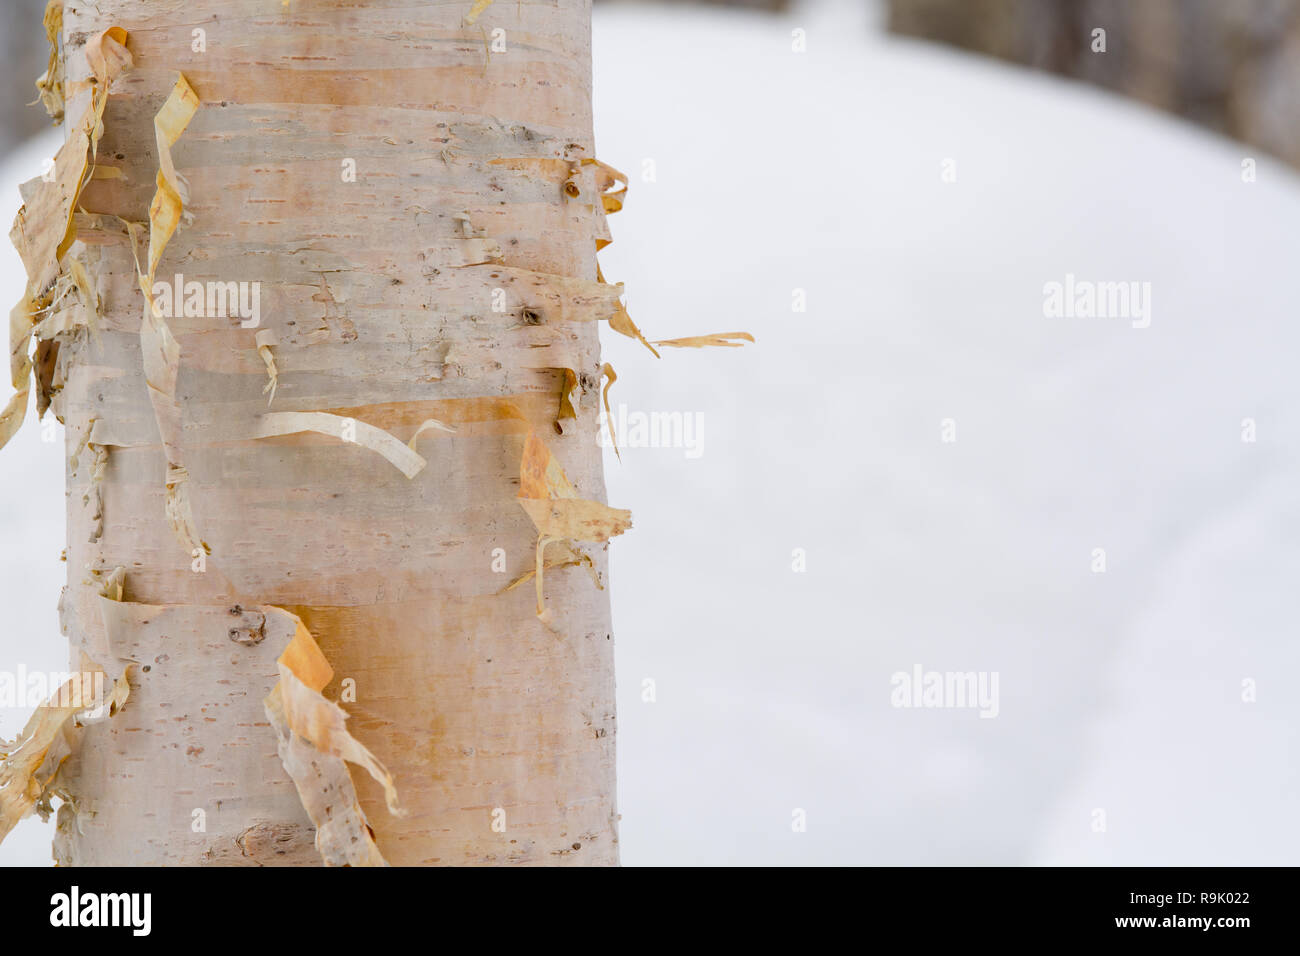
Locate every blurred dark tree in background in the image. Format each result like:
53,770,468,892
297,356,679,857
889,0,1300,169
2,0,49,157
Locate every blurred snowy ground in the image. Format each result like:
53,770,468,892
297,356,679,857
3,0,1298,865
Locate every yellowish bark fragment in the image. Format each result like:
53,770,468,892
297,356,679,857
81,28,133,138
557,367,579,428
517,430,631,621
68,258,99,343
7,300,35,389
595,263,659,357
0,387,29,450
502,540,600,593
132,74,203,554
517,497,633,543
600,362,620,460
264,690,387,867
652,331,756,349
11,28,129,296
0,652,125,845
105,664,133,717
164,465,209,555
264,609,400,866
3,26,130,451
0,299,33,446
584,158,627,214
463,0,494,26
35,0,64,123
255,328,279,404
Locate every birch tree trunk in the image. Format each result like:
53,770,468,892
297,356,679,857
28,0,619,866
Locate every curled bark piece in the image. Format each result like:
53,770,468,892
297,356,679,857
595,263,658,357
8,299,35,392
0,387,28,451
98,564,124,602
10,26,129,294
517,497,633,542
5,14,128,454
264,608,401,866
255,328,278,405
88,443,108,485
141,72,198,314
32,339,58,419
146,75,199,267
252,411,428,479
0,653,120,845
407,417,456,450
502,539,600,593
10,109,86,297
68,258,99,344
35,1,64,123
82,28,133,130
85,440,108,543
516,432,632,538
600,362,620,461
83,409,438,482
105,665,133,718
164,465,210,556
132,75,203,554
68,416,92,475
574,156,659,360
273,614,401,813
556,367,579,431
652,331,755,349
516,430,631,620
264,690,387,867
582,159,627,214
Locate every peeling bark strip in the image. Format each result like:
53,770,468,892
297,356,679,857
516,430,630,625
654,332,756,349
1,570,132,845
30,0,623,866
0,653,124,844
2,24,132,452
262,607,398,867
36,0,66,122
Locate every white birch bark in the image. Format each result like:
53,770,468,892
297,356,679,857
42,0,619,866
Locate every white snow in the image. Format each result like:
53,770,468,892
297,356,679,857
2,0,1297,865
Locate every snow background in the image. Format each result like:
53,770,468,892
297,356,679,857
3,0,1298,865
